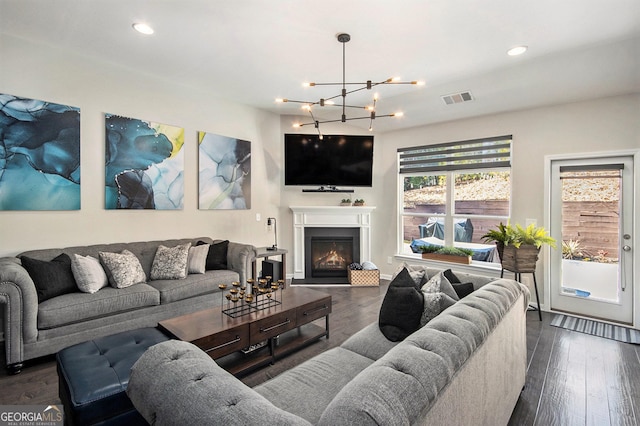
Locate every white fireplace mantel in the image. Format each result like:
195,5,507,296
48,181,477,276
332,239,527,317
290,206,375,279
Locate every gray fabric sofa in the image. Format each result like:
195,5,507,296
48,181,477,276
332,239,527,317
127,268,530,425
0,237,255,373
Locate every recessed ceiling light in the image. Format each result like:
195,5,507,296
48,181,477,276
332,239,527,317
507,46,528,56
132,23,154,35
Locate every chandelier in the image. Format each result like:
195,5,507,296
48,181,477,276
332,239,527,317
276,33,424,138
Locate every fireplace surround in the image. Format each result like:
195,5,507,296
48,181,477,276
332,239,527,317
290,206,375,281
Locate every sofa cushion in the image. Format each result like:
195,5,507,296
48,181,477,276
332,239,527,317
200,239,229,270
70,254,109,294
37,284,160,329
148,269,238,304
150,243,191,280
99,250,147,289
21,253,77,303
340,323,400,361
378,268,424,342
188,243,209,274
255,347,374,424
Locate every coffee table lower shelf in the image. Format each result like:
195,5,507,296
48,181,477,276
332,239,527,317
218,322,329,376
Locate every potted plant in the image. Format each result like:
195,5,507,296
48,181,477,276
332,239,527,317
340,198,352,206
502,223,556,272
481,222,515,261
353,198,365,206
419,244,474,265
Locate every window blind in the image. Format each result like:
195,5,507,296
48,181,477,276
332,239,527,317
398,135,512,174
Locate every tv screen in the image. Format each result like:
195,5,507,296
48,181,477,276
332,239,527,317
284,134,374,187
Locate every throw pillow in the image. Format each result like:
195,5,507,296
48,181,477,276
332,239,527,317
443,268,461,283
453,282,475,299
71,254,109,294
150,243,191,280
188,243,209,274
420,292,458,327
99,249,146,289
392,262,427,286
379,267,424,342
21,253,77,303
421,271,460,302
199,240,229,270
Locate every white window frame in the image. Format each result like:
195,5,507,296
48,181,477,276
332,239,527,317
396,136,512,269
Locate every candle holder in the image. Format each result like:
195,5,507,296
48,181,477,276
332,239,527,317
221,276,283,318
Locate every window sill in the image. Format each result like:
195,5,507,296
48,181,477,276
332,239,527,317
395,253,503,278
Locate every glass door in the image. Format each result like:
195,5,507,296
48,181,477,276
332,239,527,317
549,156,634,324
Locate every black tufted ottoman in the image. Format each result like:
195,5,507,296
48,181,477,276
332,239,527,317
56,327,169,425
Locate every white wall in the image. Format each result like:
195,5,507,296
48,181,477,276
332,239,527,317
0,34,282,257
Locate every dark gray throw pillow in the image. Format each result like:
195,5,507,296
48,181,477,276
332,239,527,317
443,268,475,298
21,253,77,303
443,268,461,283
379,267,424,342
198,240,229,270
453,282,475,298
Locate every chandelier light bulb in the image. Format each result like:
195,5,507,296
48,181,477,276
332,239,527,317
507,45,528,56
292,123,301,128
392,112,404,117
132,23,154,35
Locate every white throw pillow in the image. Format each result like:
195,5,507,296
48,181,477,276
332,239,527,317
188,243,209,274
70,254,108,294
150,243,191,280
99,249,147,288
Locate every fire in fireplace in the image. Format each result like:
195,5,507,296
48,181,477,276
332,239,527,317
311,237,353,277
304,227,360,280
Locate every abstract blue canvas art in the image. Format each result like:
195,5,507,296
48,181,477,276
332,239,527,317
105,114,184,209
0,94,81,210
198,132,251,210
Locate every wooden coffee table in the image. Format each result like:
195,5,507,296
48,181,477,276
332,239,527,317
158,287,331,375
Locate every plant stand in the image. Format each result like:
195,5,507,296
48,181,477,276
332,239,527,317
500,245,542,321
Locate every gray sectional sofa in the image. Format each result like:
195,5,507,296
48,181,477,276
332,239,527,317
0,237,255,373
127,268,530,425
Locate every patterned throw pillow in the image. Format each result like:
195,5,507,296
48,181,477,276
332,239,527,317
99,249,147,288
150,243,191,280
421,271,460,301
419,270,460,326
71,253,108,293
188,243,209,274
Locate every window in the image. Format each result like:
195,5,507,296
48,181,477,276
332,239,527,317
398,136,512,265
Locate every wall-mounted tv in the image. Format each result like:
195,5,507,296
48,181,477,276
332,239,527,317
284,134,374,187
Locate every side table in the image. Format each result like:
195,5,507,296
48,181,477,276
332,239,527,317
501,267,542,321
253,247,288,285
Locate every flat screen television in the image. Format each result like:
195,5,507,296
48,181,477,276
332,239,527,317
284,134,374,187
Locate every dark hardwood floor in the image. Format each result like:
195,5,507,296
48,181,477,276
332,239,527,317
2,281,639,425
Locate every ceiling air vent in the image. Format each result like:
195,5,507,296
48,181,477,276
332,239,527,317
441,91,474,105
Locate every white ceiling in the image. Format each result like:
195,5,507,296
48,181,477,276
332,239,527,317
2,0,639,132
